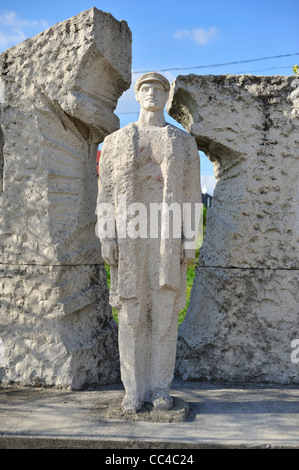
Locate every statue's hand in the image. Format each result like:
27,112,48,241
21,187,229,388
101,238,118,266
180,240,195,265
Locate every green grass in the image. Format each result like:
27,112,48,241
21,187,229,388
104,263,119,323
178,256,198,326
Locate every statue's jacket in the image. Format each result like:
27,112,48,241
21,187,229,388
97,122,201,309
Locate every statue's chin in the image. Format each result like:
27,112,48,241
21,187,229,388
142,104,164,112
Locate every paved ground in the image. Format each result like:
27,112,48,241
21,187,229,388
1,379,299,449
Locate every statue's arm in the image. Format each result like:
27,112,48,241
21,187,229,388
101,238,118,266
181,135,202,263
97,138,118,266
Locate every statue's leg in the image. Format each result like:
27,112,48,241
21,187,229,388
118,296,149,413
149,288,179,410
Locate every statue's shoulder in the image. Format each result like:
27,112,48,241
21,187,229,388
166,124,198,159
166,123,194,141
103,123,136,145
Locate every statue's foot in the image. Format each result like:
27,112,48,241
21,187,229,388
153,395,173,410
121,396,143,414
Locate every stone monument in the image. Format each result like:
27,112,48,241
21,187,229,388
97,72,201,413
168,74,299,384
0,8,131,389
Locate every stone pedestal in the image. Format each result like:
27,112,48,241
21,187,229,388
0,8,131,388
168,74,299,384
105,395,189,422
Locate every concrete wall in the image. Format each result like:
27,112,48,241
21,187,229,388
168,74,299,384
0,8,131,389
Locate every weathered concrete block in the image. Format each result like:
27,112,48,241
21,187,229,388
0,8,131,388
176,267,299,383
168,74,299,383
0,264,119,388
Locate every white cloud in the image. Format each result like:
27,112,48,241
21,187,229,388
0,10,49,50
0,28,26,48
0,11,49,29
201,175,217,196
174,27,219,45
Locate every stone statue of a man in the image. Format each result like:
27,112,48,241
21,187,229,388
97,72,201,414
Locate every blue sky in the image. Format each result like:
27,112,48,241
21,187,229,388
0,0,298,193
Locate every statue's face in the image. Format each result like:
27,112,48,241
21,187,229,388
136,81,168,112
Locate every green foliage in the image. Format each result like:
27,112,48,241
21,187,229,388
104,263,118,322
293,65,299,75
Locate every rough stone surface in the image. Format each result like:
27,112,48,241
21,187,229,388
2,381,299,449
105,395,189,422
97,73,201,412
168,74,299,384
0,8,131,388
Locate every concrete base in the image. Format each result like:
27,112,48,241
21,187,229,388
1,380,299,449
105,396,189,423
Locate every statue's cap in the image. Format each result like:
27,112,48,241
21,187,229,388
134,72,170,93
